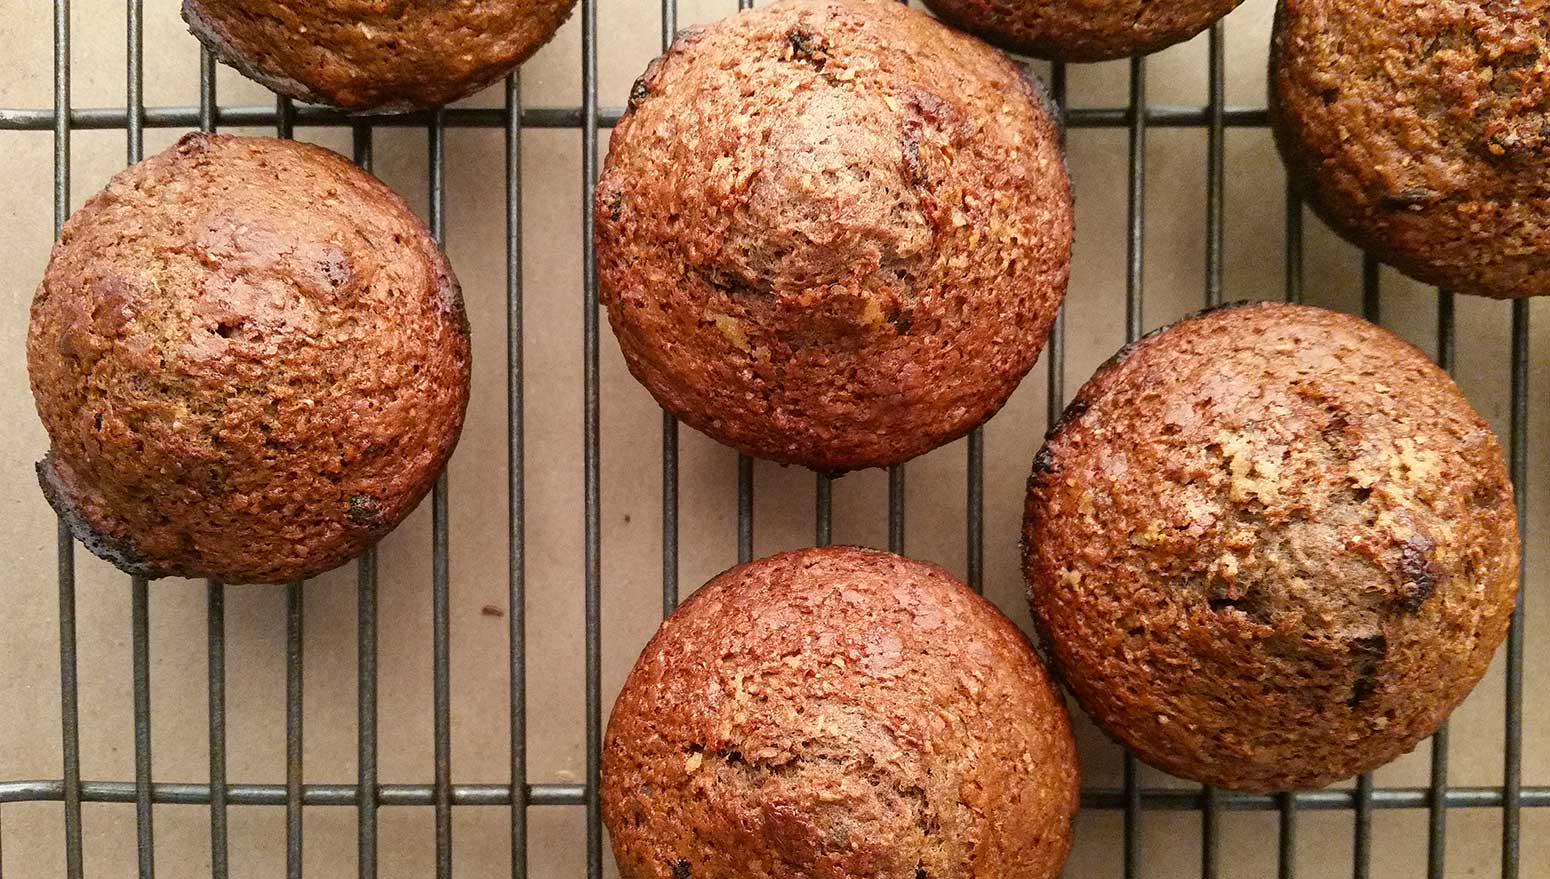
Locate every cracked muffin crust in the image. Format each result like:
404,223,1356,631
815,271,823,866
1271,0,1550,299
1024,302,1519,792
28,132,470,584
595,0,1072,472
184,0,577,112
603,547,1079,879
922,0,1244,62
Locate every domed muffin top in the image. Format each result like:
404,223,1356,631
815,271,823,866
184,0,578,111
923,0,1244,62
604,546,1078,879
596,0,1071,471
1271,0,1550,298
1024,302,1519,791
28,132,470,584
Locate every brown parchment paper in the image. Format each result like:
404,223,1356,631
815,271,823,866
0,1,1545,876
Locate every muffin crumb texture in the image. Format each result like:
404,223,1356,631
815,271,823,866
603,547,1078,879
596,0,1071,471
1271,0,1549,298
1025,302,1519,792
922,0,1244,61
183,0,578,111
28,132,470,584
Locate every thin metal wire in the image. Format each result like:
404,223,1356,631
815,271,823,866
1205,23,1226,310
1362,254,1381,325
1123,53,1148,879
816,474,834,547
1502,297,1529,879
207,581,229,879
1278,791,1297,879
1427,290,1456,879
52,5,82,876
1352,254,1382,879
580,0,604,873
1279,172,1304,879
56,523,81,879
199,49,229,879
888,465,905,554
1284,184,1304,306
965,430,984,593
270,91,309,879
504,72,530,879
351,127,379,879
737,455,754,563
131,577,155,879
1045,58,1067,461
125,5,154,874
286,581,305,878
126,0,142,164
1354,774,1374,879
662,412,681,614
0,102,1282,131
356,544,379,879
731,0,755,567
426,110,455,879
4,778,1547,809
1200,25,1227,878
1123,755,1141,879
1023,57,1069,608
660,0,681,617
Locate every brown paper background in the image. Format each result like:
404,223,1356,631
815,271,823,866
0,0,1545,876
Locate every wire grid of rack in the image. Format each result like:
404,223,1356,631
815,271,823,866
0,0,1540,876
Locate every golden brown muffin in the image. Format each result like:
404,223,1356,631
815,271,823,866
1271,0,1550,299
28,132,470,585
596,0,1072,472
922,0,1244,62
1023,302,1519,792
603,547,1079,879
184,0,577,112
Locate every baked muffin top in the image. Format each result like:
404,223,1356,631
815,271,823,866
923,0,1244,62
184,0,578,111
604,546,1078,879
596,0,1071,471
1024,302,1519,791
1271,0,1549,298
28,133,470,584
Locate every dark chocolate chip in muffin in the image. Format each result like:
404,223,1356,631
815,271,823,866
1271,0,1550,298
922,0,1245,62
28,132,471,585
603,546,1079,879
1024,302,1520,792
183,0,578,112
595,0,1072,472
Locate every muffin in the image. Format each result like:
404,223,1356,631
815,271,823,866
1271,0,1549,299
184,0,577,112
595,0,1072,472
1023,302,1519,792
603,547,1079,879
922,0,1245,62
28,132,470,585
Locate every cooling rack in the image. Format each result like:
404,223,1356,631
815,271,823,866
0,0,1540,877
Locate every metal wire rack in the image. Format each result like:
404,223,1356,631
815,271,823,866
0,0,1539,877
